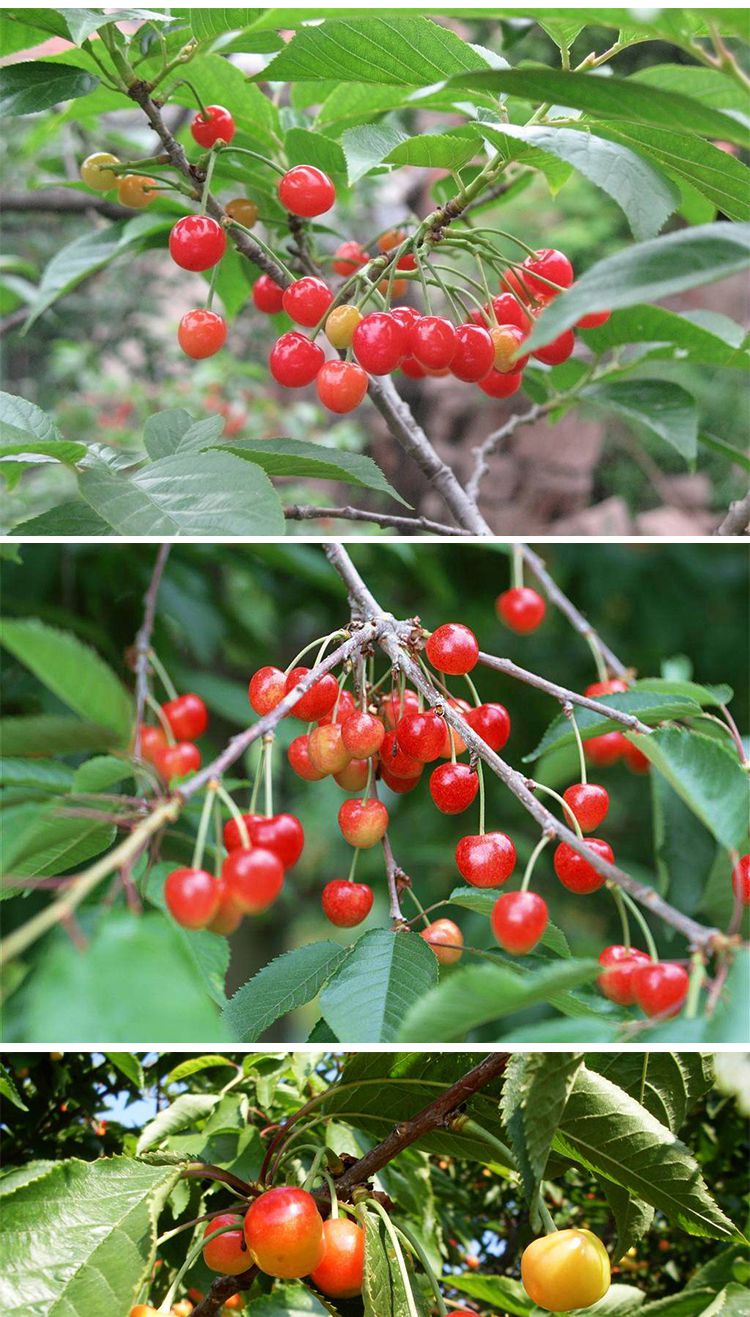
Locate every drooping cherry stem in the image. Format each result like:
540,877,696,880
133,544,171,756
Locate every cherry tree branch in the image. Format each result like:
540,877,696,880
284,504,470,536
466,403,550,501
715,488,750,536
1,188,131,220
132,543,171,756
476,651,649,732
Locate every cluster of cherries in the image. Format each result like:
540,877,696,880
139,692,208,782
80,105,611,410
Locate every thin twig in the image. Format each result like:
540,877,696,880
476,652,646,730
382,831,405,922
284,505,470,536
715,488,750,536
466,403,548,501
133,544,171,756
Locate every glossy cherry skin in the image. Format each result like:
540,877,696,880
380,689,420,729
165,867,219,929
732,854,750,904
532,329,576,367
282,276,333,327
249,814,305,869
154,741,201,781
429,763,478,814
577,309,611,329
396,711,445,763
491,324,529,373
203,1214,249,1274
632,961,690,1018
338,798,389,848
222,847,284,914
562,783,609,833
381,729,424,779
333,240,369,276
585,732,628,766
244,1186,325,1278
521,1228,610,1312
321,879,374,927
456,832,516,887
253,274,285,314
451,323,495,382
421,918,463,965
207,877,244,936
554,838,614,894
139,724,166,762
410,316,457,370
169,215,226,271
491,292,532,331
425,622,479,676
81,151,120,191
117,174,156,208
597,945,651,1006
496,586,546,634
249,665,286,715
623,740,651,774
162,693,208,741
316,360,369,413
284,666,338,721
522,247,575,298
380,765,422,794
438,698,471,758
341,711,385,759
334,759,370,791
465,702,511,752
191,105,236,147
308,724,352,775
278,165,335,218
478,369,522,398
288,734,327,782
353,313,407,375
269,333,324,388
225,196,259,227
309,1217,365,1299
491,890,548,954
130,1307,159,1317
318,690,357,727
178,309,227,359
585,678,628,697
325,304,363,348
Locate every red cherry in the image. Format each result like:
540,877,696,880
380,689,420,729
253,275,285,314
341,711,385,758
491,890,548,954
732,854,750,904
278,165,335,218
321,879,374,928
317,689,357,727
585,732,629,766
400,356,426,379
169,215,226,272
425,622,479,676
623,740,651,774
203,1214,249,1275
553,838,614,894
438,698,471,758
450,323,495,382
154,741,201,781
391,306,421,331
352,313,406,375
207,877,244,935
577,309,611,329
380,729,423,779
334,759,370,791
396,711,445,764
282,277,333,327
269,332,324,388
429,762,478,814
585,679,629,697
139,725,166,762
478,369,522,398
191,105,236,148
222,847,284,914
410,316,457,370
491,293,532,331
162,693,208,741
491,324,529,373
284,666,338,721
165,867,219,929
597,945,651,1006
496,587,546,634
380,766,422,794
465,703,511,752
309,1218,365,1299
244,1186,325,1279
338,798,389,848
333,240,369,276
456,832,516,887
249,814,305,869
522,248,574,297
632,961,690,1018
532,329,576,366
499,268,534,303
288,734,327,782
421,918,463,965
562,783,609,833
308,724,352,775
316,360,369,413
178,309,227,359
249,666,286,716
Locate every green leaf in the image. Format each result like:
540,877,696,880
398,959,601,1043
142,864,229,1010
3,809,115,883
62,8,169,45
0,715,118,756
10,501,112,535
0,1155,181,1317
632,679,734,708
219,438,408,505
0,391,60,444
0,59,97,116
321,929,439,1043
582,305,748,370
480,124,679,241
501,1053,584,1220
143,410,225,461
79,451,285,536
588,1053,712,1132
104,1052,144,1088
526,691,699,762
20,911,229,1043
136,1093,219,1153
626,727,748,851
450,1273,532,1317
593,122,750,223
72,755,133,793
580,379,698,463
448,887,570,957
243,1286,330,1314
0,757,74,793
386,127,480,172
526,223,750,348
446,68,750,148
285,126,347,176
363,1209,395,1317
602,1179,655,1258
0,1062,28,1112
341,123,407,183
222,941,349,1041
257,16,490,86
0,617,132,742
651,772,717,908
165,1055,236,1085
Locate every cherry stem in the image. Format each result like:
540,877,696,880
347,847,361,883
205,258,220,312
322,1167,339,1216
200,146,220,216
228,217,296,281
249,740,264,813
148,648,178,701
511,544,524,591
145,691,175,743
286,629,346,675
538,1199,558,1235
532,782,583,839
302,1147,326,1192
404,884,432,930
477,760,486,836
615,886,658,961
685,951,706,1019
520,834,550,893
394,1222,448,1317
564,704,588,786
263,733,274,818
214,781,250,849
167,76,208,118
218,145,286,176
609,884,632,951
585,633,609,685
451,1115,518,1172
191,782,218,872
462,672,482,708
